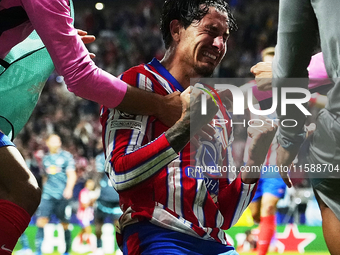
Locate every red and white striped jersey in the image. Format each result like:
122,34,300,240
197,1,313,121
76,188,95,227
101,58,257,245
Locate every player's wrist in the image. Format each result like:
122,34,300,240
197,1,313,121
165,115,191,153
277,128,305,152
242,159,262,183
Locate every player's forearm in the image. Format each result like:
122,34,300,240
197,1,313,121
110,133,178,191
65,170,77,191
242,159,262,184
93,172,104,189
243,119,277,183
252,52,330,111
164,114,191,153
115,85,167,116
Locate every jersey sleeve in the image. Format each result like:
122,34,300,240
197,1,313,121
307,52,331,90
218,173,257,230
21,0,127,108
253,52,332,109
107,132,178,191
65,152,76,172
103,67,179,191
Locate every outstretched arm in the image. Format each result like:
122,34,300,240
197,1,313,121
276,123,316,187
22,0,182,126
242,118,278,183
218,118,277,228
250,52,331,98
117,87,182,127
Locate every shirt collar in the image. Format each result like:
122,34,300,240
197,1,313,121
148,58,185,92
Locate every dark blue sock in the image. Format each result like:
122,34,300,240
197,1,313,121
97,237,103,248
64,229,71,253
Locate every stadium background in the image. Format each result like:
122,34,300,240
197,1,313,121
13,0,328,254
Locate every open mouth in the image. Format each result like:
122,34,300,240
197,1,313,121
202,51,218,60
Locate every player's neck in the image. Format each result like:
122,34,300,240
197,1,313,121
161,52,199,90
49,148,60,154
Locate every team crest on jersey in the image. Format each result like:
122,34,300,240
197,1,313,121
46,165,61,175
118,110,135,119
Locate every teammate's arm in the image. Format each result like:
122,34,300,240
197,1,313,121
117,87,182,127
63,153,77,200
250,52,331,105
22,0,181,126
242,118,277,183
218,119,277,228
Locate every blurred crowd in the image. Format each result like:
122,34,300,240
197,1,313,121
15,0,281,184
14,0,322,226
12,2,328,254
72,0,280,78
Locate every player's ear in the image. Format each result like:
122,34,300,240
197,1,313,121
170,20,182,43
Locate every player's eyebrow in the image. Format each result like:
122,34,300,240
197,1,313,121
205,24,230,39
205,24,219,32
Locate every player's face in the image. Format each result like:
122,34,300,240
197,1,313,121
86,179,95,190
178,7,229,77
46,135,62,153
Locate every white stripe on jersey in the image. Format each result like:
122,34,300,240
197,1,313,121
144,65,175,93
217,229,227,244
151,203,201,238
138,73,153,91
125,115,149,154
104,110,120,158
106,146,177,191
119,206,141,230
230,183,256,227
193,179,207,226
166,159,182,215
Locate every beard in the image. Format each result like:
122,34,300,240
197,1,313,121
193,63,215,77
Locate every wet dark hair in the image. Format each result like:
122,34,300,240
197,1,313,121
160,0,237,49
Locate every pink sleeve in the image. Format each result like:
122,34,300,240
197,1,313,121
307,52,331,90
253,52,331,103
21,0,127,108
252,85,272,102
